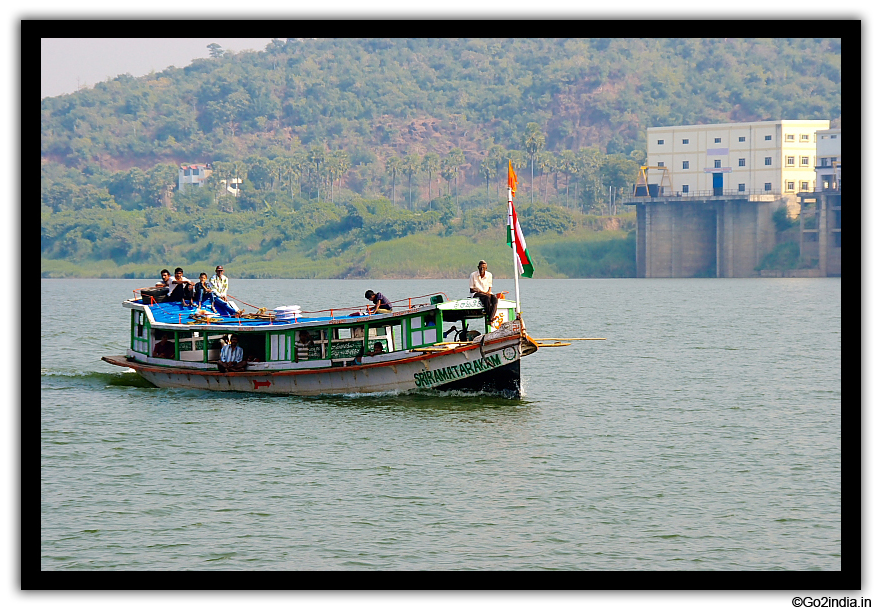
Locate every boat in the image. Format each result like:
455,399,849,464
102,289,540,398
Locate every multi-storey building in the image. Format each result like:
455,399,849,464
178,163,212,190
646,120,830,200
814,128,841,190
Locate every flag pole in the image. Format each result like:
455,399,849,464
508,187,521,315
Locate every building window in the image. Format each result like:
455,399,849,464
657,139,664,145
714,159,721,169
786,134,794,141
765,157,772,166
831,134,837,139
738,136,746,142
786,181,795,191
820,158,828,167
764,183,772,191
714,137,722,143
738,158,746,167
682,185,689,193
786,156,795,166
800,134,809,141
738,183,746,192
657,161,664,167
682,161,689,169
765,135,772,141
801,156,810,166
801,181,809,191
682,138,689,144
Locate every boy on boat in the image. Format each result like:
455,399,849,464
193,272,217,312
217,334,246,373
365,290,393,314
469,260,498,323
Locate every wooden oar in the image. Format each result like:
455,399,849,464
535,341,571,348
531,337,606,341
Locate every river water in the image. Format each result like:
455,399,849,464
40,278,841,574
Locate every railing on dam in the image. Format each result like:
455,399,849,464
621,188,781,203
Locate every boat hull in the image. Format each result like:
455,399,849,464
101,334,525,398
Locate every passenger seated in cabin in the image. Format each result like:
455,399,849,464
468,260,498,323
193,273,217,312
365,290,393,314
217,334,246,373
366,341,385,357
295,330,315,362
168,267,196,307
152,333,175,359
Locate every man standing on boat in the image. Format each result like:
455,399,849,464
209,265,229,303
217,334,246,373
469,260,498,324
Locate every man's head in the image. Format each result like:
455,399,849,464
199,273,208,281
478,260,487,274
157,333,168,343
215,266,224,276
174,267,184,278
229,334,239,345
374,342,383,352
299,330,312,342
161,269,170,280
365,290,376,300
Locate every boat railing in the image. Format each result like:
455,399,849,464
130,288,450,324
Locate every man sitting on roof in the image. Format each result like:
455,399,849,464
217,334,246,373
365,290,393,314
168,267,196,307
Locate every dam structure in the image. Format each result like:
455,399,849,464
625,190,782,278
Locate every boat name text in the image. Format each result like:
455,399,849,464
413,353,502,387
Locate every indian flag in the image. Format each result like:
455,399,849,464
507,199,535,278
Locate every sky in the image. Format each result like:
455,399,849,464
21,9,877,610
41,38,277,99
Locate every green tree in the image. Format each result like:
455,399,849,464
403,153,421,210
421,152,440,201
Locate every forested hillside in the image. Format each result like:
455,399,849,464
41,37,841,278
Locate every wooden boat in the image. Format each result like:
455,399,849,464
102,290,539,398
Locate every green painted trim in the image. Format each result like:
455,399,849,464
174,331,180,360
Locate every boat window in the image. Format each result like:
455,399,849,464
131,311,149,354
368,323,398,352
268,331,292,361
409,313,439,348
294,329,324,362
237,333,264,363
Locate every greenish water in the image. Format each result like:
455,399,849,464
41,278,841,573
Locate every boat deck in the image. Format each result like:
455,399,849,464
140,298,404,328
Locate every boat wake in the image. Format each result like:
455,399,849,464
41,368,156,388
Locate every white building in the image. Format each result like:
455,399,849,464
178,163,212,190
814,128,841,191
645,120,831,197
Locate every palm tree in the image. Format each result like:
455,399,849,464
421,152,440,202
536,150,555,204
558,150,576,209
446,148,466,208
328,149,350,204
386,156,402,207
487,144,505,198
521,122,545,204
403,153,421,210
480,158,496,205
307,144,326,201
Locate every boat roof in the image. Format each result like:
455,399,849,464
126,295,515,332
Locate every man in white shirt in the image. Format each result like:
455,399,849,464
468,260,498,323
217,334,246,373
209,265,229,302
